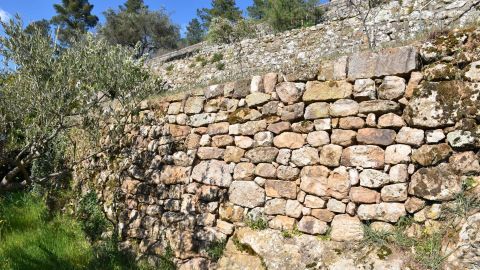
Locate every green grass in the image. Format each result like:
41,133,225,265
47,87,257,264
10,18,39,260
206,240,226,262
0,192,160,270
245,216,268,231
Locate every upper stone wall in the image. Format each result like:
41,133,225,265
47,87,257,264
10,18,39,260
148,0,480,91
76,27,480,269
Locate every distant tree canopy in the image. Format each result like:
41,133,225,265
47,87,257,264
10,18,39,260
186,18,205,45
25,19,51,37
247,0,324,31
99,0,180,57
51,0,99,45
197,0,243,28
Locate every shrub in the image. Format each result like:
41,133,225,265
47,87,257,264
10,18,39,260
77,192,109,241
245,215,268,230
207,18,256,44
211,53,223,63
206,240,227,262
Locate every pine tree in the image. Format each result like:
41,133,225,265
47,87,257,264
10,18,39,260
186,18,204,45
247,0,269,20
197,0,243,28
263,0,323,31
51,0,98,45
122,0,147,13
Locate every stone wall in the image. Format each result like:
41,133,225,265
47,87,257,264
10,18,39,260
149,0,480,91
76,27,480,269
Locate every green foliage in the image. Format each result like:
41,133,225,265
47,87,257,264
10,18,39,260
207,18,256,44
0,192,156,270
414,233,445,270
0,17,160,190
25,20,51,37
186,18,205,45
197,0,243,28
211,53,224,63
216,62,225,70
282,226,302,238
122,0,148,13
247,0,269,20
51,0,99,45
157,246,176,270
166,64,174,72
362,223,391,246
245,215,268,230
0,192,93,270
262,0,325,31
100,6,180,57
444,178,480,218
206,240,226,262
77,192,109,241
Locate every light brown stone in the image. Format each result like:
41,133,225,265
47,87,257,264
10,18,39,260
254,163,277,178
395,127,424,146
331,129,356,146
273,132,305,149
303,81,353,101
212,135,234,147
234,136,254,149
280,102,304,121
381,183,408,202
276,165,300,181
359,100,400,114
304,102,330,119
297,216,328,235
229,181,265,208
353,78,376,100
299,166,330,196
269,216,296,230
341,145,385,169
311,209,335,222
307,131,330,147
357,203,407,223
191,160,232,187
234,162,255,180
408,163,462,201
224,146,245,163
411,143,452,166
265,180,297,199
350,187,380,204
263,73,278,93
330,215,364,241
276,82,304,104
208,122,230,135
265,198,286,215
357,128,396,146
291,147,320,166
197,147,225,159
378,76,406,100
245,147,279,163
385,144,411,164
339,117,365,129
319,144,343,167
329,99,359,117
267,122,291,134
377,113,405,128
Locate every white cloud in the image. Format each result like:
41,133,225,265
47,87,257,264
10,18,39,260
0,8,11,22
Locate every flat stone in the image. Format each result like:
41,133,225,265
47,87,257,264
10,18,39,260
314,119,331,131
267,122,291,134
348,46,418,80
330,215,364,241
359,100,400,114
381,183,408,202
350,187,380,204
216,220,235,235
449,152,480,174
304,195,326,208
233,162,255,180
250,75,264,93
229,181,265,208
338,117,365,129
404,197,426,213
426,129,445,143
385,144,411,164
310,209,334,222
285,200,302,218
299,166,330,196
253,131,274,147
297,216,328,235
277,165,300,180
205,84,224,99
411,143,452,166
408,163,462,201
329,99,359,117
234,136,254,149
304,102,330,119
276,82,304,104
231,79,251,98
331,129,356,146
303,81,353,101
254,163,277,178
208,122,230,135
370,222,395,233
291,147,320,166
273,132,305,149
184,96,205,114
238,120,267,135
319,144,343,167
360,169,390,188
377,113,406,128
245,147,279,163
327,167,350,199
327,198,346,213
389,164,409,183
245,92,270,107
396,127,424,146
357,128,396,146
224,146,245,163
378,76,406,100
353,78,376,100
157,166,190,185
341,145,385,169
197,147,225,159
262,101,280,115
265,180,297,199
212,135,234,147
280,102,304,121
447,130,476,149
263,73,278,93
191,160,232,187
318,56,348,81
265,198,286,215
357,203,407,223
307,131,330,147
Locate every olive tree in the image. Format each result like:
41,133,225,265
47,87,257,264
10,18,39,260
0,17,161,191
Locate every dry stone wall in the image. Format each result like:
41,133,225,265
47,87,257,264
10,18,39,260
77,27,480,269
149,0,480,92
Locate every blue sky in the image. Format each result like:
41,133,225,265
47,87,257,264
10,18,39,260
0,0,254,35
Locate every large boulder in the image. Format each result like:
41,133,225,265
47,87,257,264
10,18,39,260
404,81,480,128
408,163,462,201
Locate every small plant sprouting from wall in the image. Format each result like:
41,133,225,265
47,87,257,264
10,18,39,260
211,53,223,63
245,215,268,231
166,64,174,72
206,240,226,262
195,55,208,67
216,62,225,70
